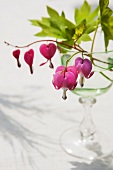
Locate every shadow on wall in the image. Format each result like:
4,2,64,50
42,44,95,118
71,154,113,170
0,89,55,169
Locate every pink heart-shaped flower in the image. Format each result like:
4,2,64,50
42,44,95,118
12,49,20,59
39,43,56,60
52,65,78,99
24,49,34,66
24,49,34,74
12,49,21,67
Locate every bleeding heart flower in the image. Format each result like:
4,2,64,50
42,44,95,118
12,49,21,67
52,65,78,100
75,57,94,87
24,49,34,74
39,43,56,68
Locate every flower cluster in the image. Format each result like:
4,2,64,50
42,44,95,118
4,0,113,100
52,51,94,99
12,43,56,74
12,48,34,74
11,42,94,99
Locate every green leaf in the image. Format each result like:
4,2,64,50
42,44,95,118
77,34,92,44
99,0,109,13
48,17,75,40
74,0,91,25
41,17,51,26
35,20,50,28
29,17,50,27
73,1,99,44
30,4,98,46
31,6,76,41
61,11,65,17
47,6,59,18
57,40,74,53
99,0,113,50
87,6,99,22
29,20,40,26
76,20,86,35
108,57,113,69
85,20,98,34
35,31,48,37
35,21,65,39
72,19,86,40
61,54,70,66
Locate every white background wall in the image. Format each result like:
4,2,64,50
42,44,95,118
0,0,113,170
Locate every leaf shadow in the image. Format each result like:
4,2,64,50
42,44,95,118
0,90,55,169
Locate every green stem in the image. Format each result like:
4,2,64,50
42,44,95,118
4,40,83,52
84,53,113,70
100,72,113,82
90,22,99,54
66,51,81,67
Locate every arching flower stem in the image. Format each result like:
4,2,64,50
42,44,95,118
90,23,99,54
100,72,113,82
4,40,113,70
84,53,113,71
4,40,83,52
66,51,81,67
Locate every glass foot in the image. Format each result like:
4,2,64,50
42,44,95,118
60,126,113,161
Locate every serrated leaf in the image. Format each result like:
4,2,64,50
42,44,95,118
49,17,75,39
87,6,99,22
35,31,48,37
73,1,99,44
99,0,109,13
42,17,50,26
74,0,91,25
29,6,76,42
47,6,59,18
99,0,113,50
81,0,91,16
61,11,65,17
29,20,40,26
35,21,65,39
30,18,50,27
30,4,98,47
36,20,49,28
47,6,75,29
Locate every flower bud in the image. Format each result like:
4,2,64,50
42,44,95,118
12,49,21,67
24,49,34,74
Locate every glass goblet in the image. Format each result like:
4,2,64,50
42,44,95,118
60,51,113,161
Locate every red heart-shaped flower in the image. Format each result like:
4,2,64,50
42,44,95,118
24,49,34,74
13,49,20,59
39,43,56,60
12,49,21,67
24,49,34,66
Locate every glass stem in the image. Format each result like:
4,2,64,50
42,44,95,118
79,97,96,140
